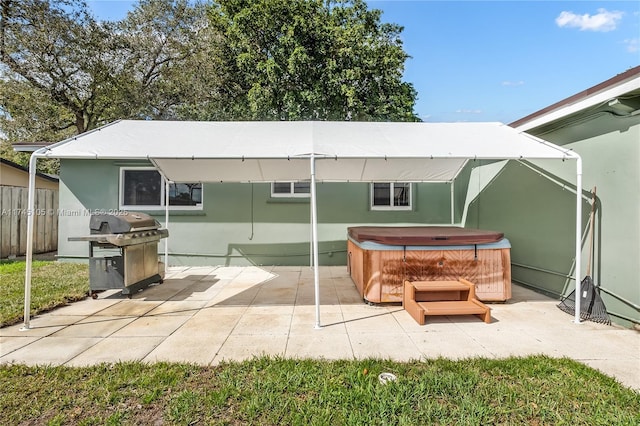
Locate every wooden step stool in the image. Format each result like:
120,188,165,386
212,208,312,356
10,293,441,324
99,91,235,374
403,279,491,325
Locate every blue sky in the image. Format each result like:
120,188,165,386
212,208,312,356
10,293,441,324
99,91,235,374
87,0,640,123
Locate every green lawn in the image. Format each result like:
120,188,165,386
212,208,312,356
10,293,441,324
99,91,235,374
0,260,89,327
1,356,638,425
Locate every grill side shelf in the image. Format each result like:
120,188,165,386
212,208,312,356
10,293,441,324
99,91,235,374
68,229,169,246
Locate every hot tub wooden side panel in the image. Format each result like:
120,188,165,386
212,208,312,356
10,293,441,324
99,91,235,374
374,250,405,302
347,239,365,298
347,242,511,303
501,248,512,300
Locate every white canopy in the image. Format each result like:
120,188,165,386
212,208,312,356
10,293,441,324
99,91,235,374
23,120,584,329
41,120,575,182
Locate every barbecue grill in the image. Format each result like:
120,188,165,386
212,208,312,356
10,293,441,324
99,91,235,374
69,212,169,298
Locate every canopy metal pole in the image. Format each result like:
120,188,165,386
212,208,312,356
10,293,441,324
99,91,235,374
310,155,321,329
21,150,43,330
574,156,583,324
164,179,170,275
450,181,455,224
309,211,313,268
516,160,592,201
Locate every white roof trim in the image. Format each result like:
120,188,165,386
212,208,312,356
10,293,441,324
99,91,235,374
515,75,640,132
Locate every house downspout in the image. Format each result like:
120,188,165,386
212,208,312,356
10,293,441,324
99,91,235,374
21,148,46,330
310,154,321,329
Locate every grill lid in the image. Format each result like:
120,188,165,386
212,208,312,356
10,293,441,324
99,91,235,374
90,212,159,234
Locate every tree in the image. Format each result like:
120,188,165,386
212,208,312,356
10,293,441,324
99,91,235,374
0,79,76,143
0,0,211,141
0,79,66,173
0,0,418,159
114,0,217,120
0,0,124,136
209,0,418,121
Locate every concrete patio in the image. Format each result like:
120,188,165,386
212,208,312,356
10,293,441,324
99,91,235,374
1,265,638,391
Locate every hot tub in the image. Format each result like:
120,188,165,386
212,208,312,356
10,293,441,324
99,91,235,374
347,226,511,303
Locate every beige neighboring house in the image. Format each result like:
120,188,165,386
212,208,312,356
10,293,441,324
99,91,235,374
0,158,59,257
0,158,59,190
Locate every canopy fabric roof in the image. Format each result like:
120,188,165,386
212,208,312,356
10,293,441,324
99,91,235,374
22,119,586,330
42,120,578,183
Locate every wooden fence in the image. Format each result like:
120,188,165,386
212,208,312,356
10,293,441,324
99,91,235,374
0,186,58,258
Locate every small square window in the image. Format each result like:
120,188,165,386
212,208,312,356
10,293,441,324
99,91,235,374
271,182,311,198
169,183,202,206
371,182,412,210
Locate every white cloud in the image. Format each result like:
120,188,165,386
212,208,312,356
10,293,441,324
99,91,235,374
455,109,483,114
623,38,639,53
502,81,524,87
555,8,623,32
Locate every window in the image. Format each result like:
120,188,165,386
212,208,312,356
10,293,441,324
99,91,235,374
370,182,412,210
120,168,202,210
271,181,311,198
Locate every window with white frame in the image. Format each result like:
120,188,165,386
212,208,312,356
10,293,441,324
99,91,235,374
370,182,412,210
271,181,311,198
120,167,203,210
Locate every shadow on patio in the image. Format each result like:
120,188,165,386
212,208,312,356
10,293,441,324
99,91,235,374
1,265,638,391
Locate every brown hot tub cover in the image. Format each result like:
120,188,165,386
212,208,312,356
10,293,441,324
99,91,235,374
348,226,504,246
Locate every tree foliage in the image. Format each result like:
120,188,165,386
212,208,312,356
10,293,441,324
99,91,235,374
0,0,121,136
210,0,418,121
0,0,418,170
114,0,214,120
0,0,209,139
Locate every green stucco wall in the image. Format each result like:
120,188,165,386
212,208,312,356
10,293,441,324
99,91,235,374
468,113,640,327
466,160,585,295
58,159,457,267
